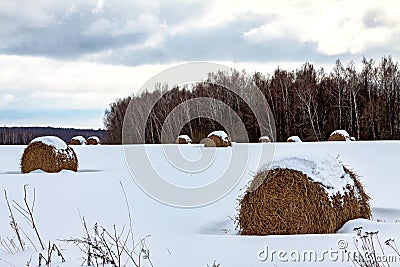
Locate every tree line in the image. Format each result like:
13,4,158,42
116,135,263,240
104,56,400,144
0,127,105,145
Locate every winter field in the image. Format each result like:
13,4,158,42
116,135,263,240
1,142,400,266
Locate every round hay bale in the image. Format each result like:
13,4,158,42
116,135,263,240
238,155,370,235
87,136,100,145
258,136,271,143
328,130,350,141
175,135,192,144
287,136,302,142
21,136,78,173
70,136,86,145
200,137,216,147
203,131,231,147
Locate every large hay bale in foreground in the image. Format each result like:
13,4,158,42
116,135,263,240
70,136,86,145
175,135,192,144
238,155,370,235
203,131,232,147
87,136,100,145
328,130,350,141
258,136,271,143
21,136,78,173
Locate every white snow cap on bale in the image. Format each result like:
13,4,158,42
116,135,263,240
72,136,86,144
208,130,229,141
31,136,68,150
287,136,302,142
264,153,356,198
331,130,351,140
88,136,100,142
178,135,192,143
259,136,271,141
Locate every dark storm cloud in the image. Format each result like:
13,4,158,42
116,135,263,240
0,3,148,58
0,0,330,64
0,0,398,65
95,16,335,66
0,0,209,59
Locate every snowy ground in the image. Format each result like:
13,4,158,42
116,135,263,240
1,142,400,266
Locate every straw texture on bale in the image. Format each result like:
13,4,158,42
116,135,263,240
70,136,86,145
202,134,231,147
328,130,350,141
175,135,192,144
87,136,100,145
328,133,347,141
21,142,78,173
258,136,271,143
70,139,81,145
238,168,370,235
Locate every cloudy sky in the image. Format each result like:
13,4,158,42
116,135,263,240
0,0,399,129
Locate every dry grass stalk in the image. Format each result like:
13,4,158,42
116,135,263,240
4,190,24,251
62,182,153,267
12,185,45,250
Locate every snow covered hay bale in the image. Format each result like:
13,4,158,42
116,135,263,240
70,136,86,145
86,136,100,145
175,135,192,144
287,136,302,142
202,130,232,147
328,130,350,141
258,136,271,143
238,154,370,235
21,136,78,173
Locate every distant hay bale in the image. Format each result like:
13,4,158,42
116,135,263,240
328,134,346,141
287,136,302,142
328,130,350,141
350,136,356,141
175,135,192,144
200,138,215,147
21,136,78,173
203,131,231,147
258,136,271,143
87,136,100,145
238,156,370,235
70,136,86,145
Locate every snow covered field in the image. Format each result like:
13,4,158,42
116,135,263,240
1,142,400,266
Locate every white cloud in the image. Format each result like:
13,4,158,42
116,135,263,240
0,94,15,107
0,55,173,110
92,0,105,14
242,0,400,55
0,54,332,111
243,24,285,40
